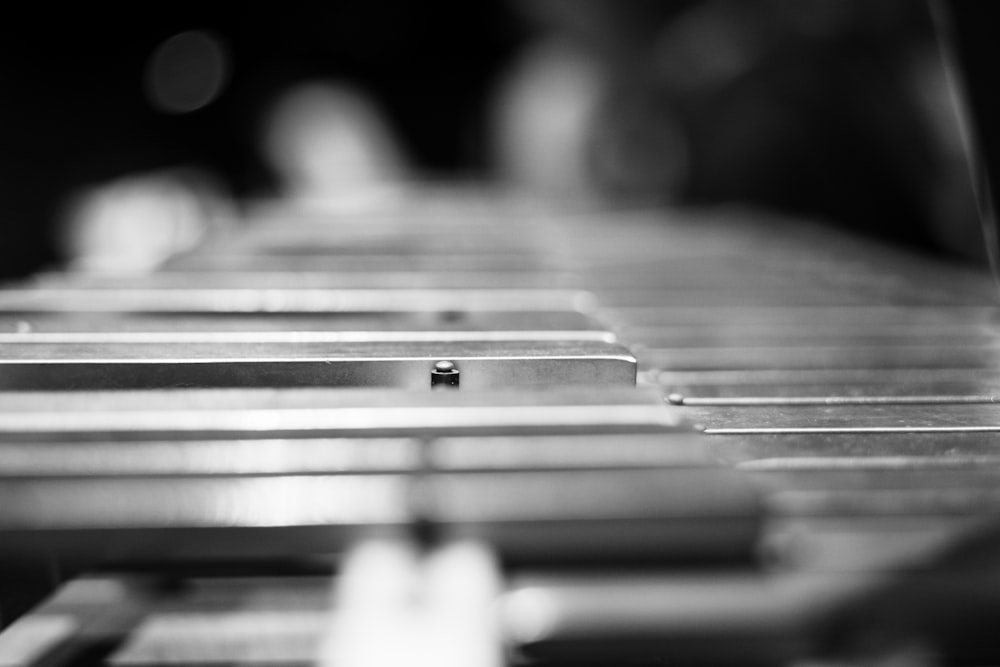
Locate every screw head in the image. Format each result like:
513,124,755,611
434,360,456,373
431,360,460,389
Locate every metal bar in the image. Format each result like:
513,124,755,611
0,340,636,390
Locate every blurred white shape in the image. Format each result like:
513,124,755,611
501,586,561,645
0,615,77,667
490,39,604,202
318,539,503,667
262,82,409,212
60,170,233,274
145,30,230,114
318,538,422,667
423,541,503,667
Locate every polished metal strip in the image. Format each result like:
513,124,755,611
684,403,1000,434
708,431,1000,463
675,395,1000,406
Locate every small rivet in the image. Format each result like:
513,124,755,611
431,360,460,389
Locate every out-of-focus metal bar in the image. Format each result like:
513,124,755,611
0,387,681,438
430,467,761,563
0,432,710,478
0,288,593,314
166,254,549,272
0,469,760,563
0,311,604,334
33,270,578,290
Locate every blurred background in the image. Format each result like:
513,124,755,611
0,0,986,279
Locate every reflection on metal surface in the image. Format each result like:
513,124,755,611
0,475,412,529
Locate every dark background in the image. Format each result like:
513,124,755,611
0,2,529,278
0,1,997,280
